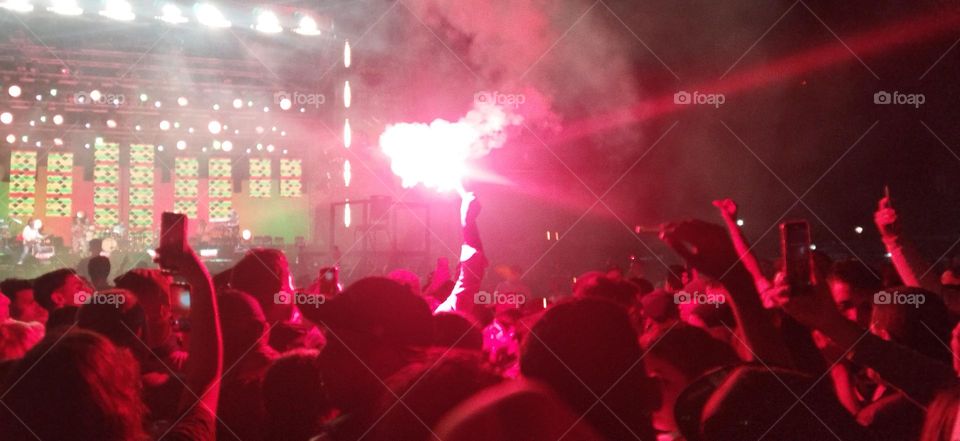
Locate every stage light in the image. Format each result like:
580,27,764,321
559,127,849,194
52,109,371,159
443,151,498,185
208,120,221,134
343,118,351,148
154,101,162,108
266,144,275,152
52,114,63,125
255,126,264,134
246,148,251,154
809,244,817,251
158,3,188,24
222,140,233,152
282,149,287,154
241,229,252,241
35,94,42,101
53,138,63,146
254,9,282,34
263,106,270,113
35,141,41,147
173,121,181,128
294,14,321,36
299,108,305,113
271,126,277,132
280,131,286,136
247,100,253,107
232,98,243,109
256,143,263,150
199,248,218,258
212,104,220,111
0,0,34,13
736,218,744,226
157,145,164,151
195,3,230,28
233,129,239,135
188,127,195,134
343,200,351,227
100,0,135,21
5,134,14,143
176,140,186,150
177,96,188,106
106,119,117,128
48,0,82,15
20,135,27,142
279,97,292,110
84,123,91,128
7,85,21,98
29,120,35,127
343,81,351,108
343,160,351,186
0,112,12,124
84,143,90,149
49,88,57,96
135,124,142,131
159,120,171,130
344,40,351,68
201,147,207,153
139,93,148,102
90,90,102,101
854,226,864,234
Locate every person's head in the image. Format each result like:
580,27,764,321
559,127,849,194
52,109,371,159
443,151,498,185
76,289,146,353
641,324,739,433
433,312,483,351
217,289,270,366
0,330,146,441
870,286,952,364
0,279,45,323
921,384,960,441
0,320,44,361
218,248,293,323
114,269,174,348
520,297,658,441
696,366,872,441
387,269,422,297
33,269,90,311
88,238,103,256
369,349,502,441
827,260,881,328
29,218,41,229
573,271,641,309
263,349,331,441
304,277,433,413
88,256,111,285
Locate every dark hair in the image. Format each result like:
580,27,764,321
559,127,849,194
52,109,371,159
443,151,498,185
263,349,329,441
870,286,953,363
0,278,32,301
369,349,502,441
33,269,78,311
573,272,640,308
217,289,269,366
520,297,658,441
921,384,960,441
0,330,147,441
641,324,739,380
827,260,882,292
433,312,483,351
76,289,146,352
88,256,111,282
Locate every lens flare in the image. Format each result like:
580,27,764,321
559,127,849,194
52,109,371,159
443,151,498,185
379,103,521,192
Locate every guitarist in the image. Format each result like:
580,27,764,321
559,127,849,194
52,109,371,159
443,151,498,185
18,218,44,265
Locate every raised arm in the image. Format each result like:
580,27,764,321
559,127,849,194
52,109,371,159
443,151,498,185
875,196,941,293
435,192,487,316
713,199,772,293
660,220,793,367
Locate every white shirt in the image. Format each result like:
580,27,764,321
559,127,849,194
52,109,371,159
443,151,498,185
22,225,41,242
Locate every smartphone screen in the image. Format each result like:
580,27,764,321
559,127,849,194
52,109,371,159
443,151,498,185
159,212,187,270
780,220,813,293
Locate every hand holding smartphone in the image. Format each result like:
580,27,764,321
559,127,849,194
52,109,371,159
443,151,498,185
158,212,188,272
780,220,814,294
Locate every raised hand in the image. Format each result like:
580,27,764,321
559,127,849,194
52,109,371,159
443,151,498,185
874,196,901,239
712,198,738,220
659,219,739,280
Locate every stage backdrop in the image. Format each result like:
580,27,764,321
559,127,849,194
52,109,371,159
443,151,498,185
0,145,310,245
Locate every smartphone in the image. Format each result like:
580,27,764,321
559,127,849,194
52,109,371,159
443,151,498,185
780,220,814,293
318,266,339,296
159,212,188,271
170,281,191,309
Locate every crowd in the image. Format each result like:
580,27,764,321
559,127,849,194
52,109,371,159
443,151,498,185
0,191,959,441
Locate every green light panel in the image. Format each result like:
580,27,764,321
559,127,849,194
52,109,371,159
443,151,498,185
208,158,232,219
174,157,199,218
249,158,271,198
93,141,120,227
8,151,37,217
280,158,302,198
45,152,74,217
128,144,155,229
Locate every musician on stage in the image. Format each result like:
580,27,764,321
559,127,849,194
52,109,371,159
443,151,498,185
71,211,91,254
18,218,44,265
